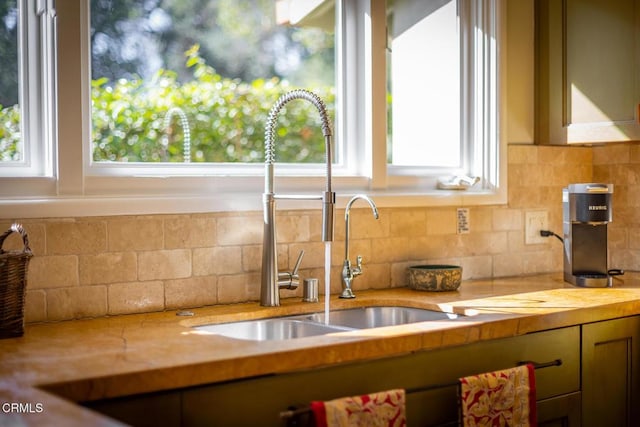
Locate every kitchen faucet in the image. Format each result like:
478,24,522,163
340,195,379,298
261,90,335,307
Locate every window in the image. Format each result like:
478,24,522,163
89,0,336,169
0,0,506,216
0,0,56,178
385,0,503,193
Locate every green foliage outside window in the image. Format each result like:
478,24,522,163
0,45,335,164
91,45,335,163
0,104,19,162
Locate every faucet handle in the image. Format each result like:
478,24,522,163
353,255,363,276
292,250,305,276
278,250,304,291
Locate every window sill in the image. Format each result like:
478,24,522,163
0,185,507,219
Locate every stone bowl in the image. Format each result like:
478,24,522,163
407,265,462,292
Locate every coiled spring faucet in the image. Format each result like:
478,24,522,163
261,90,335,306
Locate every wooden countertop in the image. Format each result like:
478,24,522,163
3,273,640,426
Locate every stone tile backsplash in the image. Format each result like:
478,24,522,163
3,143,639,323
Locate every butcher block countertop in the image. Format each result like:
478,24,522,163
3,273,640,426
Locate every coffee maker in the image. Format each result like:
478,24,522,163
563,183,613,287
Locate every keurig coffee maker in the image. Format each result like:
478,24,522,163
563,183,613,287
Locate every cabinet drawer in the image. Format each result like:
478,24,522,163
387,325,580,401
452,325,580,399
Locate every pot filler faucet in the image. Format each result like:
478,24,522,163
340,195,379,298
261,90,335,307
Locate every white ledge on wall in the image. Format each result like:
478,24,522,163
0,187,506,219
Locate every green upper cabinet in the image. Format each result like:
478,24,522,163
536,0,640,144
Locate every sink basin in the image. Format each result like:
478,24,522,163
193,306,463,341
304,306,460,329
194,318,349,341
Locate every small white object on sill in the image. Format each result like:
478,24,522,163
436,175,480,191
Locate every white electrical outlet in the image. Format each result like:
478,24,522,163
525,210,548,245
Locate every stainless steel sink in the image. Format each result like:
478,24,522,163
194,318,350,341
193,306,463,341
304,306,460,329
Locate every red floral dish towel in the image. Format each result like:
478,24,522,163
311,389,406,427
459,364,537,427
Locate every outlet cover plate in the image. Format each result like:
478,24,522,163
525,210,548,244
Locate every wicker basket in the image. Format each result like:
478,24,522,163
0,224,32,338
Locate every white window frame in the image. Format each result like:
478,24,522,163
0,0,506,218
0,0,57,184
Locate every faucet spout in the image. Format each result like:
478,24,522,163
341,195,379,299
261,90,335,307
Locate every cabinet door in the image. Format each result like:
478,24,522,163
582,316,640,427
536,0,640,144
537,392,581,427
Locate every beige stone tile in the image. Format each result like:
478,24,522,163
164,216,216,249
426,208,457,235
288,242,327,269
165,276,217,309
611,249,640,272
138,249,191,280
470,208,494,233
339,239,371,265
593,143,629,165
355,263,391,290
369,237,409,263
47,286,107,320
390,262,413,288
406,235,452,260
108,281,164,315
459,256,493,280
47,221,107,255
307,211,328,242
492,253,524,277
608,227,627,249
629,142,640,163
217,273,260,304
79,252,137,285
492,208,522,231
108,218,163,252
24,290,47,323
348,208,387,239
217,214,262,246
193,246,242,276
459,232,508,257
274,214,310,243
389,209,427,237
522,250,554,275
508,144,538,164
241,245,261,273
241,244,289,273
628,228,640,250
540,145,592,165
28,255,78,289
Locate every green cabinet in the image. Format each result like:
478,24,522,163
84,326,582,426
536,0,640,144
582,316,640,427
182,326,580,426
